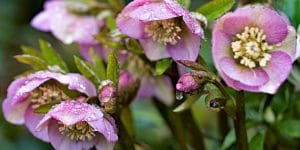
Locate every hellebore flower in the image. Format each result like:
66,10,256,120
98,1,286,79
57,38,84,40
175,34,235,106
176,71,207,93
116,0,204,61
98,80,118,114
31,0,102,45
212,5,297,94
118,71,135,90
2,71,96,141
36,100,118,150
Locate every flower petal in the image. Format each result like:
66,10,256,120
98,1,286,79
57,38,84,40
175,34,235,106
154,76,174,106
220,57,269,86
167,30,200,61
212,29,232,70
259,51,292,94
222,14,252,36
136,76,156,100
273,26,297,59
79,44,107,62
129,1,177,21
139,38,170,60
88,117,118,142
95,136,116,150
24,107,49,142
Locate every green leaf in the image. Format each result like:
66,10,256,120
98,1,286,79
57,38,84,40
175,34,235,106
14,54,47,70
173,94,201,112
107,51,119,86
249,132,265,150
196,0,235,22
176,0,191,9
89,49,106,80
21,46,42,58
221,129,235,150
275,119,300,138
125,39,144,55
271,84,290,115
39,39,69,73
33,100,60,114
74,56,101,85
155,59,172,76
106,16,117,31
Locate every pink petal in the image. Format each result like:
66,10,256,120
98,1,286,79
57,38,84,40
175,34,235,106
31,11,52,31
167,30,200,61
136,76,156,100
220,57,269,86
139,38,170,60
2,98,30,124
24,107,49,142
88,118,118,142
259,51,292,94
212,29,232,70
273,26,297,59
222,14,252,36
154,76,174,106
79,44,107,62
164,0,203,36
95,136,116,150
129,1,177,21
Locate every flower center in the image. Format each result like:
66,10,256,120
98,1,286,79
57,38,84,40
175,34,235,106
144,18,183,45
231,26,275,68
29,83,70,109
58,122,96,141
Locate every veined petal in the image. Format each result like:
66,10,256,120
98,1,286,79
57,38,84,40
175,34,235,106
139,38,170,60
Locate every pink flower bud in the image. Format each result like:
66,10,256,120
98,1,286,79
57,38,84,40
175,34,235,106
176,72,206,93
98,80,118,103
118,71,135,90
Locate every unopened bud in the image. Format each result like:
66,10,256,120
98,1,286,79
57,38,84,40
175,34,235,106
118,71,135,91
176,71,207,93
98,80,118,113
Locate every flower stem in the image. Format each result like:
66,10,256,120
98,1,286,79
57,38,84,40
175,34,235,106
153,99,188,150
113,112,135,150
233,91,248,150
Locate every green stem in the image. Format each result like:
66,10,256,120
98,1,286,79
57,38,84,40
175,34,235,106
180,110,206,150
218,110,230,139
113,113,135,150
153,99,188,150
233,91,248,150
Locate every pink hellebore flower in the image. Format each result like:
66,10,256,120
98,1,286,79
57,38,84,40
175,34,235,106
31,0,102,45
212,5,297,94
2,71,96,142
36,100,118,150
116,0,204,61
118,70,135,90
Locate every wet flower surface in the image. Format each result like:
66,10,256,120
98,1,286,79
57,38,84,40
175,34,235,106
116,0,204,61
36,100,118,150
212,5,297,94
2,71,96,141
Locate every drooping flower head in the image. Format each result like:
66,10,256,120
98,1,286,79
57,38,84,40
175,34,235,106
176,71,207,93
212,5,297,94
36,100,118,150
2,71,96,141
116,0,204,61
31,0,102,45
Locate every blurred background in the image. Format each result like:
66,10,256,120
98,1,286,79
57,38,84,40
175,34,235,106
0,0,299,149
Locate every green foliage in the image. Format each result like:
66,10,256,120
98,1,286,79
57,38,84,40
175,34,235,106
33,100,60,114
39,39,69,73
274,0,300,27
173,94,201,112
275,119,300,138
74,56,101,85
14,55,47,70
107,51,119,86
89,49,106,80
221,130,235,150
155,59,172,76
176,0,191,9
196,0,235,22
249,132,265,150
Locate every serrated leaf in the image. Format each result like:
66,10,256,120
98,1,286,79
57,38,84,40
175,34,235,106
155,59,172,76
14,54,47,70
275,119,300,138
173,94,201,112
21,46,42,58
107,51,119,86
221,129,235,150
249,132,264,150
196,0,235,22
176,0,191,9
74,56,101,85
34,100,60,114
39,39,69,73
89,49,106,80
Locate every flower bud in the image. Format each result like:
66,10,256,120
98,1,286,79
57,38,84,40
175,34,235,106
176,71,207,93
98,80,118,113
118,71,135,91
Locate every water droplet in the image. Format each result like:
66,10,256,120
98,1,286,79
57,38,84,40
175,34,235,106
176,91,183,100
